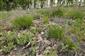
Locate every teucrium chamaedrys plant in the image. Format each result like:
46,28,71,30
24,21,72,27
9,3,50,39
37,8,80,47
16,31,34,45
1,31,16,54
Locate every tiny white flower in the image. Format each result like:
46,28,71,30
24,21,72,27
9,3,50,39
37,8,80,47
18,33,21,37
41,32,44,35
7,31,11,34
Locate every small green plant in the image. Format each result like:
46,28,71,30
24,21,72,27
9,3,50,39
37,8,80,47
47,24,64,40
2,42,15,54
0,31,16,54
16,31,34,45
64,37,78,50
12,15,33,30
5,31,16,42
30,26,37,34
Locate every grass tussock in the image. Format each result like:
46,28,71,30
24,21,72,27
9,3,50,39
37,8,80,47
11,15,33,30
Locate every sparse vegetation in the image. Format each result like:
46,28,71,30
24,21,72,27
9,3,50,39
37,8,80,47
0,7,85,56
0,0,85,55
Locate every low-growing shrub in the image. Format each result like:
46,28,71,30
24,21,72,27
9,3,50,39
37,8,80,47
30,26,37,34
5,31,16,42
12,15,33,30
16,31,34,45
0,31,16,54
2,42,15,54
47,24,64,40
0,31,34,54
